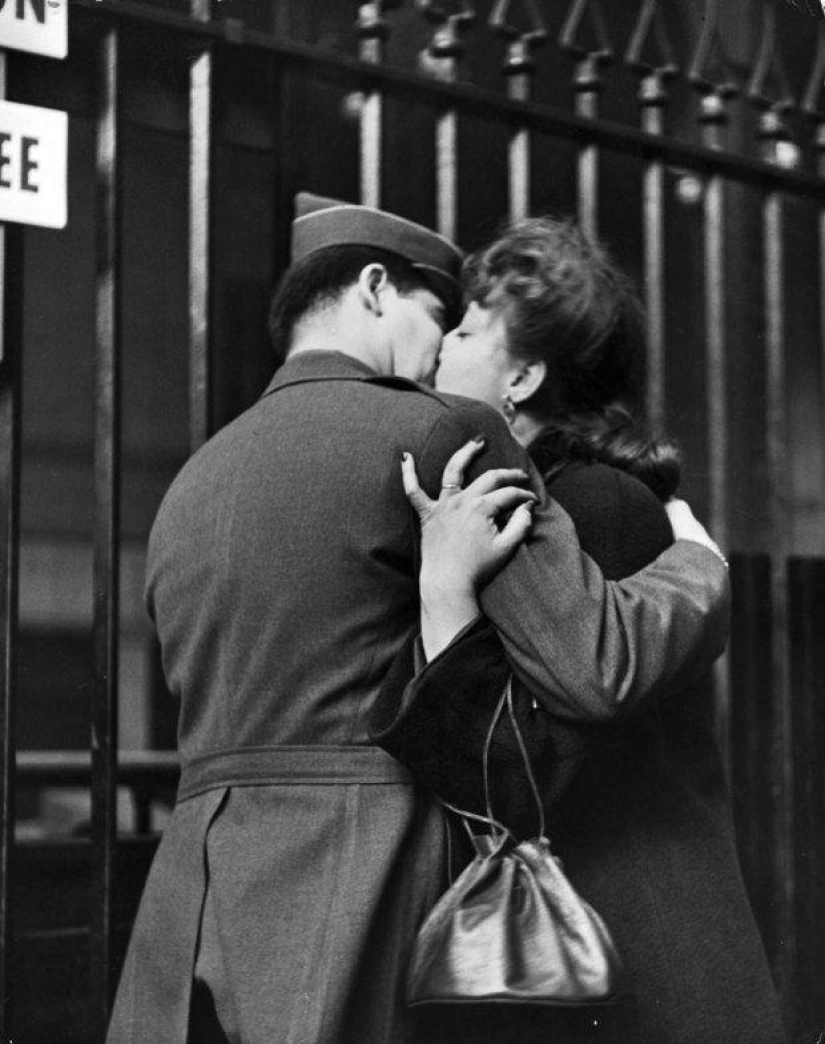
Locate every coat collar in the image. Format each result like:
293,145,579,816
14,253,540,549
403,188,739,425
262,350,379,399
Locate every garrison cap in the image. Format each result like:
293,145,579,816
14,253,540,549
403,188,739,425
291,191,463,314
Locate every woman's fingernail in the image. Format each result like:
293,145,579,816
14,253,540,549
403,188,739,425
401,452,409,463
473,434,486,445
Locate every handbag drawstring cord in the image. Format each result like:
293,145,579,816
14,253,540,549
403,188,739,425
440,675,549,846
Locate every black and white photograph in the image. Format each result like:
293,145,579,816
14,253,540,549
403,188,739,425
0,1,824,1042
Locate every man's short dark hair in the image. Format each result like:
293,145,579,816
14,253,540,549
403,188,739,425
268,246,433,368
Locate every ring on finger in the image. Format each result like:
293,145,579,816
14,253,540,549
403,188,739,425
441,483,462,491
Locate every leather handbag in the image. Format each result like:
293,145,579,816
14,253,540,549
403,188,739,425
407,677,624,1007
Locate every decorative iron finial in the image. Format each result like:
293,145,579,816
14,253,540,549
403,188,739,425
625,0,678,81
802,24,825,173
747,1,797,164
783,0,824,18
489,0,547,77
353,1,401,49
417,0,476,61
625,0,678,126
349,1,402,207
559,0,613,112
747,2,795,114
802,21,825,118
688,0,740,100
559,0,613,65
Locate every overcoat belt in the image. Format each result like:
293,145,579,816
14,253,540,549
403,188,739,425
107,745,448,1044
177,744,413,799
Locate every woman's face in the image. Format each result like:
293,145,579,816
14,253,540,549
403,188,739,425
434,301,514,410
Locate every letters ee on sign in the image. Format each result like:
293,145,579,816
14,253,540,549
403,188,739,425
0,0,67,60
0,101,67,229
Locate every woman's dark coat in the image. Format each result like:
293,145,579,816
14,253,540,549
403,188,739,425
372,460,787,1044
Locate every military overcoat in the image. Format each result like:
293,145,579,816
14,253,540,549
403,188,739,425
107,351,730,1044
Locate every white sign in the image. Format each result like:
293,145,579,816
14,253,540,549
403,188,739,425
0,0,67,59
0,101,67,229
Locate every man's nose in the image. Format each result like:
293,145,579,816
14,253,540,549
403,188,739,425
440,328,457,350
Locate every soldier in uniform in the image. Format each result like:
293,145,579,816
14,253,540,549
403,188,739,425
107,193,729,1044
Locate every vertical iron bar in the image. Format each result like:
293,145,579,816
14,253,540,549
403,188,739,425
0,48,21,1044
426,22,467,243
435,102,458,241
91,27,121,1036
699,94,731,757
700,96,729,552
190,0,213,453
356,2,384,208
574,57,601,239
639,75,666,433
818,130,825,494
507,70,530,221
763,184,795,1003
421,9,472,241
788,558,825,1026
490,6,545,223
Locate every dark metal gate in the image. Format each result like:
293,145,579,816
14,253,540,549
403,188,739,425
0,0,824,1040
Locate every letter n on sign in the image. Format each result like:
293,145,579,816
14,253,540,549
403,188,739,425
0,0,67,59
0,101,67,229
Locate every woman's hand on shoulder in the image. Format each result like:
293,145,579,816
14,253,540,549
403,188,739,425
402,439,536,660
402,439,536,596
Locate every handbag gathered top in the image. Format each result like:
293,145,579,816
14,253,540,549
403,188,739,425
407,676,624,1008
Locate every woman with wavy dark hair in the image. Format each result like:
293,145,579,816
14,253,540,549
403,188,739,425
372,218,787,1044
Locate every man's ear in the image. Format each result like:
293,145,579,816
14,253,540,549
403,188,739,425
357,263,390,316
508,359,546,405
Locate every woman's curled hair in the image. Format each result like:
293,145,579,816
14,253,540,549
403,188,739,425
464,217,681,501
